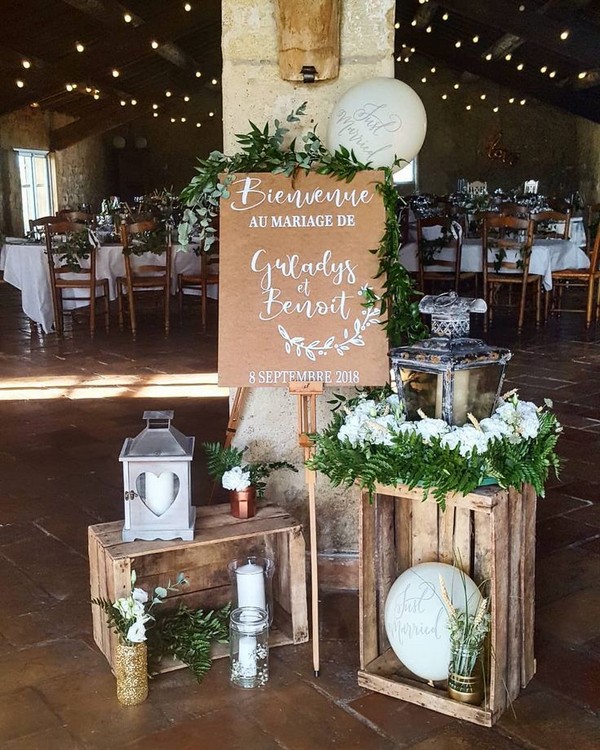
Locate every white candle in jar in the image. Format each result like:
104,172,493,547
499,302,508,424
235,561,266,610
238,635,257,676
145,472,174,515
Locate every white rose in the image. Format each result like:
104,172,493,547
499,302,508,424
132,587,148,604
222,466,252,491
126,618,147,643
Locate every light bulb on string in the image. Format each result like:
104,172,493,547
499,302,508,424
120,99,126,106
549,70,556,78
493,106,499,112
195,70,202,78
151,40,159,49
455,40,462,48
123,13,132,23
76,42,84,52
517,63,524,71
426,26,432,33
22,59,31,68
560,30,569,40
472,35,479,43
130,99,137,105
184,3,192,10
165,90,172,97
442,12,449,20
196,122,201,127
465,105,472,110
16,79,24,88
485,53,492,61
578,71,587,79
442,94,448,100
454,83,460,89
112,69,120,77
184,95,190,102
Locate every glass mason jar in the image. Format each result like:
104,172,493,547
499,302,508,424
229,606,269,689
228,555,275,625
447,644,483,705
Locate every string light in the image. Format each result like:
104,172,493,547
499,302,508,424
485,53,492,61
426,26,432,33
131,99,137,105
195,71,202,77
66,83,74,91
75,42,84,53
430,67,436,73
30,102,39,108
520,99,526,105
441,94,448,100
540,65,547,73
85,86,92,93
505,53,512,61
560,30,569,40
93,92,99,99
411,19,417,26
404,57,410,63
517,63,524,71
112,69,120,77
410,48,415,53
123,12,132,22
465,105,472,110
16,79,24,88
508,97,515,103
493,106,499,112
578,71,587,79
180,117,186,122
519,4,525,10
480,93,486,100
211,78,218,85
208,111,214,117
421,76,427,83
184,2,192,10
396,55,402,62
22,60,31,68
442,12,449,20
549,70,556,78
151,40,159,49
153,112,158,117
472,35,479,43
184,95,190,102
196,122,202,127
152,103,158,109
453,83,460,89
165,90,172,97
170,117,176,123
455,40,462,48
394,22,400,29
120,99,126,106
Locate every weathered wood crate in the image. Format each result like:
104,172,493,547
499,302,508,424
89,504,309,673
359,483,536,727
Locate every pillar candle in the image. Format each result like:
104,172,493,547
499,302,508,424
145,472,174,515
235,561,266,610
238,635,257,676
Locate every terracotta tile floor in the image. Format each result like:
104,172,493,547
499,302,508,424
0,284,598,749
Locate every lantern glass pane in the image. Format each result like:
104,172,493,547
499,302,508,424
452,365,503,425
399,368,442,420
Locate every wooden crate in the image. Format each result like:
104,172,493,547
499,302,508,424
89,504,309,673
359,483,536,727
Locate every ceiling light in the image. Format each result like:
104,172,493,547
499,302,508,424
112,69,120,77
480,94,486,100
505,53,512,61
454,83,460,89
16,79,24,88
211,78,218,85
472,35,479,43
421,77,427,83
411,19,417,26
151,40,159,49
441,94,448,100
195,71,202,77
560,30,569,40
208,111,214,117
455,41,462,48
153,112,158,117
76,42,84,53
72,83,77,89
30,102,39,108
184,2,192,10
22,60,31,69
196,122,201,127
493,106,499,112
509,97,515,103
426,26,432,33
93,93,99,99
394,22,400,29
410,47,415,53
539,66,547,74
152,103,158,109
520,99,526,105
396,56,402,62
85,86,92,93
184,95,190,102
466,105,472,110
404,57,409,62
431,67,436,73
170,117,176,123
517,63,524,71
519,4,525,10
485,53,492,61
442,12,449,20
131,99,137,105
180,117,186,122
66,83,73,91
165,90,172,97
549,70,556,78
124,13,132,22
120,99,126,106
578,71,587,79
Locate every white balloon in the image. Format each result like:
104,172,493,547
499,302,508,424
327,77,427,169
384,562,481,682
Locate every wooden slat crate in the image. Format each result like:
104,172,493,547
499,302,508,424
358,483,536,727
89,504,309,673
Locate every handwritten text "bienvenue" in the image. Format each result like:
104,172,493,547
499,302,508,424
229,176,373,212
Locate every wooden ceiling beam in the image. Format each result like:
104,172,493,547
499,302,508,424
398,27,600,123
438,0,600,68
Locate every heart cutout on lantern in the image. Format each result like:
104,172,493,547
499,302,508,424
135,472,180,517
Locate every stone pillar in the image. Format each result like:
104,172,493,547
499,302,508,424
221,0,395,552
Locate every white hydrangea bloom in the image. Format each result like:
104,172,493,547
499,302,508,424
414,418,449,443
493,398,540,441
222,466,252,491
440,426,492,457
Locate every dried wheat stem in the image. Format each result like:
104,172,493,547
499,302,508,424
439,575,457,618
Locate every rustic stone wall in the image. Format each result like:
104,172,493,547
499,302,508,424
221,0,396,552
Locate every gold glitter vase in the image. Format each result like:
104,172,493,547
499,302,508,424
115,640,148,706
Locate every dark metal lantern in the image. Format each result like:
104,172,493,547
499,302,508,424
119,411,195,542
390,292,512,426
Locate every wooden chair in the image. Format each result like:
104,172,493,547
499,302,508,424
29,215,62,238
416,216,474,294
44,221,110,338
482,215,540,332
532,210,571,241
117,221,172,337
177,251,219,332
585,203,600,253
546,225,600,328
500,203,530,219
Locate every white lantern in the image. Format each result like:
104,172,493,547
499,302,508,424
326,77,427,168
119,411,195,542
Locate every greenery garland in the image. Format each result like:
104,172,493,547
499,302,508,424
179,103,425,346
308,387,561,507
53,230,93,272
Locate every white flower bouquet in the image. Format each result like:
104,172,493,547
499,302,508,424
309,387,561,507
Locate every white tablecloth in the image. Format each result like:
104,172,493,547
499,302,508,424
399,237,590,292
1,242,206,333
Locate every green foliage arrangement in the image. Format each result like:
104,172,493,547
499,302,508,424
308,387,561,507
148,603,231,682
203,441,297,498
122,228,169,256
54,230,93,272
179,103,425,347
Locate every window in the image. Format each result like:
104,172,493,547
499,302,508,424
15,149,54,230
393,159,416,186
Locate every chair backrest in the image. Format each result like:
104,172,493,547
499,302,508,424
470,210,499,238
532,210,571,240
201,250,219,282
29,215,62,237
120,220,171,280
500,202,530,219
585,203,600,254
416,216,462,291
483,215,534,275
45,221,95,275
58,210,94,224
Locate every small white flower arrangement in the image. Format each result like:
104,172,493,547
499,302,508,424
92,570,187,646
309,387,561,507
222,465,252,492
